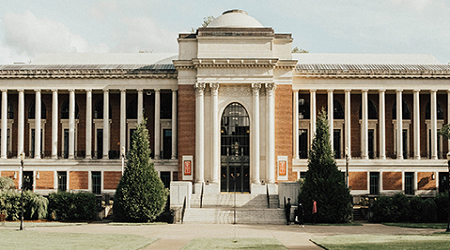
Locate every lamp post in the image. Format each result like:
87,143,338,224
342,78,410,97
345,147,349,188
121,146,125,175
19,152,24,230
446,152,450,232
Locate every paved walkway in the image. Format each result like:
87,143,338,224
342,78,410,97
25,222,442,250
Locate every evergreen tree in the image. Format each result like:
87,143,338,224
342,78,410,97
113,118,168,222
298,109,353,223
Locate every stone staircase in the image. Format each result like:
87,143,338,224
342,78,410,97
353,207,366,221
183,193,286,224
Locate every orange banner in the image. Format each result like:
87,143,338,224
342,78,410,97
279,161,286,176
184,160,191,175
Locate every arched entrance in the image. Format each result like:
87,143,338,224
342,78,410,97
220,103,250,193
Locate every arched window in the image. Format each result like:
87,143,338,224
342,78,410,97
0,101,14,119
221,102,250,156
126,100,137,119
299,99,310,119
28,100,46,119
333,100,344,119
94,100,112,119
61,100,80,119
425,102,444,119
359,100,377,119
392,100,411,119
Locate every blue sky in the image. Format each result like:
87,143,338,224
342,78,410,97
1,0,449,64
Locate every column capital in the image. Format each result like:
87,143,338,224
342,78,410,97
194,82,206,96
379,89,386,93
265,82,276,95
327,89,334,93
120,89,126,93
345,89,352,93
210,82,220,96
413,89,420,93
172,88,178,92
17,89,24,93
34,89,41,93
1,89,7,93
103,89,109,93
251,83,261,95
154,88,161,93
85,89,92,92
361,89,368,93
51,89,58,92
430,89,438,93
68,89,75,93
396,89,403,92
137,88,143,93
293,89,299,93
310,89,317,93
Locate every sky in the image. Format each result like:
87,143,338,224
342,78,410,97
1,0,449,64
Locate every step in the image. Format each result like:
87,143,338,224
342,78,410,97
191,194,271,208
182,208,286,224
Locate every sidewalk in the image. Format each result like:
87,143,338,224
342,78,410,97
28,223,442,250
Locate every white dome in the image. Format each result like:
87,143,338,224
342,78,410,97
208,10,263,28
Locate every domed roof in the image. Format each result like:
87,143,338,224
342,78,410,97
208,10,263,28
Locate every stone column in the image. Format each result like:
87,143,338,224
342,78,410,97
266,82,276,184
210,83,220,184
310,89,317,146
120,89,126,153
396,89,403,159
69,89,75,159
137,89,143,124
154,89,161,160
35,90,41,159
328,89,334,153
103,90,109,159
345,90,351,158
414,90,421,159
171,89,178,160
194,82,206,188
252,83,261,184
293,89,299,160
85,90,92,159
379,89,386,159
1,89,7,159
52,89,58,159
17,89,24,157
361,90,368,159
431,90,438,160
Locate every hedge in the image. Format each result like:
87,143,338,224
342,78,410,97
48,191,97,221
0,190,48,220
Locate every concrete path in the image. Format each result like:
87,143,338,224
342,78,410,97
26,222,442,250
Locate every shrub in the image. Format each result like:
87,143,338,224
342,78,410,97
409,196,424,223
113,118,168,222
0,176,15,191
0,190,48,220
422,198,437,222
392,193,410,222
371,196,400,222
48,191,96,221
435,192,449,222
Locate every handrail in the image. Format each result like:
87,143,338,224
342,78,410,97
200,182,204,208
181,196,187,224
266,184,270,208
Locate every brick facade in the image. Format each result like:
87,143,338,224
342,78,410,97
35,171,54,189
275,85,294,181
103,171,122,190
177,85,195,180
349,172,367,190
382,172,402,190
69,171,88,190
418,172,436,190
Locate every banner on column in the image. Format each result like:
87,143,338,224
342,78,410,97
182,155,193,181
277,156,288,181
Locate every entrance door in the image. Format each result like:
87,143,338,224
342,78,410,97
23,171,33,191
220,103,250,193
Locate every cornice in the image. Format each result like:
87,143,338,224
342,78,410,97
192,58,278,69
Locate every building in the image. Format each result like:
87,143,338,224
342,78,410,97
0,10,449,200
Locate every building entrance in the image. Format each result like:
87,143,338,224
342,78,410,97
220,103,250,193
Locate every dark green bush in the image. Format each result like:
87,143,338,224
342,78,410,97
0,190,48,220
371,196,400,222
421,198,437,222
409,196,424,222
435,192,449,222
48,191,96,221
392,193,410,222
0,176,15,191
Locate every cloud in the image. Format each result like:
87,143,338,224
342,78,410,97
0,11,109,64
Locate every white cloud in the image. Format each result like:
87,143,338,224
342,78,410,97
0,11,109,64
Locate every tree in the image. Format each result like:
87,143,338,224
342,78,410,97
292,47,309,53
439,124,450,142
0,176,15,191
298,108,353,223
113,118,168,222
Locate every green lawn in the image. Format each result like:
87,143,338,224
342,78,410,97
382,223,447,229
312,234,450,250
182,238,287,250
0,230,156,250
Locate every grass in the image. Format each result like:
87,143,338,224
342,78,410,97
382,222,447,229
182,238,287,250
0,230,156,250
108,222,167,226
311,234,450,250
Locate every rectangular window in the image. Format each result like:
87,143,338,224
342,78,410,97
299,129,308,159
439,172,449,193
402,129,408,159
92,171,101,194
333,129,341,159
162,129,172,159
57,171,67,191
368,129,375,159
405,172,414,195
370,172,379,195
160,171,171,189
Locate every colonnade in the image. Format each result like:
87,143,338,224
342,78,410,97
0,89,178,160
293,89,450,160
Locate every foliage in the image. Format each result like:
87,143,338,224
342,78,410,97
113,118,168,222
371,196,400,222
438,124,450,139
48,191,96,221
435,192,449,222
422,198,437,222
298,109,352,223
391,193,410,221
0,190,48,220
409,196,424,223
0,176,15,191
292,47,309,53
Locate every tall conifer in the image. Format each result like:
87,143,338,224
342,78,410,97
298,109,353,223
113,118,168,222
